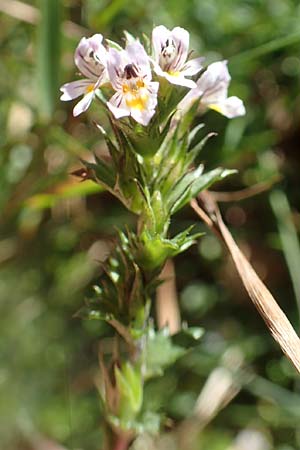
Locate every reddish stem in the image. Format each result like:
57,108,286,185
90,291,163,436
113,434,131,450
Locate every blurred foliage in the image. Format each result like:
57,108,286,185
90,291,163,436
1,0,300,449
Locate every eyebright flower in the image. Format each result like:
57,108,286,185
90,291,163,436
151,25,203,89
60,34,108,117
179,60,245,118
106,41,159,126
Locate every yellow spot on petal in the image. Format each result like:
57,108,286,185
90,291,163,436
168,71,181,77
208,103,223,114
85,84,95,93
122,80,148,111
136,79,145,88
126,94,148,110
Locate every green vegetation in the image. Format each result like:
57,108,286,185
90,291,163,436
1,1,300,449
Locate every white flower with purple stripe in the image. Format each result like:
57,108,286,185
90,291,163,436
151,25,203,89
106,41,159,126
60,34,108,116
179,61,245,118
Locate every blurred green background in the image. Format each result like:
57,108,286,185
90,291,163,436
1,1,300,449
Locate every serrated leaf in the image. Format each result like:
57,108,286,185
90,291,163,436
123,30,136,44
83,159,116,190
188,123,205,146
115,362,143,420
106,39,123,51
144,328,185,378
170,167,236,214
167,164,204,212
186,131,217,166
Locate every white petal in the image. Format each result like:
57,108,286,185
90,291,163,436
209,96,246,118
75,35,106,80
181,57,204,77
60,79,92,101
148,81,159,96
164,72,197,88
130,83,158,125
177,86,202,113
152,25,171,62
151,60,166,78
88,33,107,63
73,91,94,116
198,60,230,104
106,48,125,90
131,107,155,126
107,92,130,119
126,41,151,79
171,27,189,70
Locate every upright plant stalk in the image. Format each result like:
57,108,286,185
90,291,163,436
38,0,61,120
60,26,245,447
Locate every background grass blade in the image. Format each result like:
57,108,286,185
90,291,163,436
270,189,300,328
37,0,62,120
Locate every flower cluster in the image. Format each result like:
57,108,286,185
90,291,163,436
60,26,245,124
61,26,247,440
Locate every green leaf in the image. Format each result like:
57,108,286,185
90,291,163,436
115,362,143,421
144,328,185,379
83,158,116,190
136,227,202,271
186,131,217,167
167,164,204,213
169,167,236,214
187,123,205,146
123,30,136,44
172,325,205,349
106,39,123,51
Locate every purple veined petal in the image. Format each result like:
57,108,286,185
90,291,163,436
209,96,246,118
198,61,230,103
88,34,108,68
151,61,166,78
107,92,130,119
148,81,160,96
141,83,159,111
73,90,95,117
181,57,205,77
97,69,110,87
126,41,152,79
171,27,189,70
164,72,197,89
152,25,171,63
75,36,106,80
107,48,126,90
87,34,104,53
60,79,92,101
152,56,197,87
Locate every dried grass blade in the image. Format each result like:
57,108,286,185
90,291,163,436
191,195,300,373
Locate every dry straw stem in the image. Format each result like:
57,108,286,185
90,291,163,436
156,259,181,335
210,175,281,202
190,193,300,374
